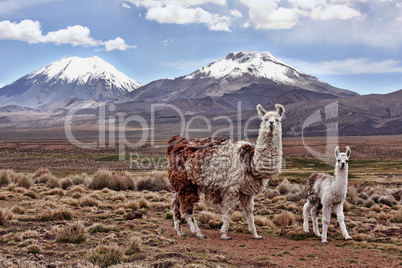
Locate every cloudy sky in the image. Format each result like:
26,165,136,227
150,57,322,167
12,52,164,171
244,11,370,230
0,0,401,95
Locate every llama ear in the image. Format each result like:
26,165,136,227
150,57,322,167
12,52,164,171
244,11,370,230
346,146,351,157
256,104,266,117
275,104,285,117
334,146,340,158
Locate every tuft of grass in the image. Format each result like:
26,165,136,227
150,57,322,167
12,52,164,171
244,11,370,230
33,167,51,179
125,201,140,210
0,208,13,226
273,211,295,227
47,177,61,188
80,197,99,207
232,211,243,222
254,215,275,227
26,244,41,254
39,209,74,221
198,211,218,224
88,223,119,234
89,169,135,191
56,221,88,243
0,169,11,186
11,206,25,215
60,177,73,190
24,189,38,199
35,173,54,184
15,174,33,189
126,236,142,255
264,189,280,199
86,243,124,268
136,173,171,192
390,210,402,223
137,198,150,209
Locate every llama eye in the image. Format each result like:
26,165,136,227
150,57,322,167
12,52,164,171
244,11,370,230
275,119,280,122
338,160,340,162
346,160,349,163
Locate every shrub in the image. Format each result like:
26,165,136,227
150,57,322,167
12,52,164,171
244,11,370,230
39,209,74,221
56,221,87,243
126,236,142,255
125,201,140,210
12,206,25,215
0,208,13,226
378,195,397,207
86,243,124,268
33,168,51,179
198,211,217,224
343,200,352,212
347,187,358,205
88,223,118,234
276,178,292,195
80,197,99,207
15,174,33,189
60,178,73,190
137,198,150,209
285,188,307,202
24,190,38,199
370,204,381,213
265,189,280,199
363,198,375,208
273,211,295,227
0,170,11,186
136,173,171,192
36,173,54,184
26,244,41,254
47,177,61,188
89,169,135,191
70,175,85,185
390,210,402,223
231,211,243,222
254,215,275,227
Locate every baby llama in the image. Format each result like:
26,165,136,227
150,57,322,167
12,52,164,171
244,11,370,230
303,146,352,243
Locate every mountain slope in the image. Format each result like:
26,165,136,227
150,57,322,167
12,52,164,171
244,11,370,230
120,51,358,104
0,56,142,108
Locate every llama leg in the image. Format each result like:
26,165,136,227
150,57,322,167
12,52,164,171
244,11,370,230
321,204,331,243
220,197,236,240
311,203,322,237
172,193,185,236
240,194,262,239
179,190,206,238
334,203,352,240
303,200,313,233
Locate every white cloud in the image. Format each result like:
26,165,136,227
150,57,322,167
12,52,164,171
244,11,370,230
164,58,215,71
285,58,402,75
230,9,243,18
0,0,61,15
0,19,43,43
240,0,362,30
43,25,98,46
311,4,362,20
124,0,231,31
122,2,131,9
0,20,135,51
162,39,173,46
101,37,137,52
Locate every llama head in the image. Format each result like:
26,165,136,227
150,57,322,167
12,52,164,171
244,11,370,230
334,146,351,169
257,104,285,135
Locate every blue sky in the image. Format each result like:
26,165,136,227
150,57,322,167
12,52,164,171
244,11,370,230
0,0,401,95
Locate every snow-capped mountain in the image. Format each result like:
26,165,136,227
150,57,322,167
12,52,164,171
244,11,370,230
119,51,357,104
0,56,142,108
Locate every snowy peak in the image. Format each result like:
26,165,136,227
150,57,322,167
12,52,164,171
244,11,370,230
0,56,142,108
28,56,142,90
185,51,305,84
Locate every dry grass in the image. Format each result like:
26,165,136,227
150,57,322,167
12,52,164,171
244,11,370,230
39,209,75,221
86,243,124,267
0,169,11,186
136,173,171,192
0,208,13,226
273,211,295,227
254,215,275,227
126,236,142,255
89,169,135,191
61,177,73,190
47,177,61,188
14,174,33,189
80,197,99,207
56,221,88,243
33,167,51,179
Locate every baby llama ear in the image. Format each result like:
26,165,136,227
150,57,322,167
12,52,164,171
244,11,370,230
257,104,266,117
275,104,285,117
334,146,340,158
346,146,351,157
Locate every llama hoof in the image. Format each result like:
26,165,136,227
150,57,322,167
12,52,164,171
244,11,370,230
252,235,263,240
314,233,321,237
304,230,310,234
345,236,352,240
178,233,187,237
321,240,328,243
197,234,207,239
220,236,232,240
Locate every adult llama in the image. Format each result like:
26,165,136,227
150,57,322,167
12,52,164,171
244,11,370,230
167,104,284,240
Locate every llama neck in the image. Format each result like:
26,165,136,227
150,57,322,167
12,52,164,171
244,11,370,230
252,128,282,179
333,167,348,194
